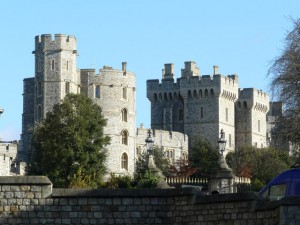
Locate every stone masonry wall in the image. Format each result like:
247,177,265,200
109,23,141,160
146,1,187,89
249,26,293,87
1,176,299,225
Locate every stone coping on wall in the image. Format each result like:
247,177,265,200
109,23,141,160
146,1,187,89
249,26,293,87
52,187,198,198
0,176,51,185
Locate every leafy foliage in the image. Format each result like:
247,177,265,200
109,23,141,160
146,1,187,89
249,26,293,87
189,138,219,177
105,173,135,189
168,158,198,178
135,146,170,178
268,18,300,147
28,94,110,188
226,146,293,191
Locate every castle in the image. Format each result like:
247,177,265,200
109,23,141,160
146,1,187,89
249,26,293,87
147,62,269,151
20,34,188,176
17,34,275,177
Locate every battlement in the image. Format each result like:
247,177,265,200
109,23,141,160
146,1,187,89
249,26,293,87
237,88,269,112
34,34,77,52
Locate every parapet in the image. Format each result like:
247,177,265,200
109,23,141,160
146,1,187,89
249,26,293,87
34,34,77,52
238,88,269,112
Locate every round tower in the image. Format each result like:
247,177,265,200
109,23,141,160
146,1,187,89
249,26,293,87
33,34,79,121
81,63,136,176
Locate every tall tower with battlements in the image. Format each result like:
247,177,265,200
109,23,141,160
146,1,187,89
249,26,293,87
235,88,269,148
147,61,239,152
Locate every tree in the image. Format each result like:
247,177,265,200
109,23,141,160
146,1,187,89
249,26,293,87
226,146,293,191
28,94,110,188
135,146,170,178
189,138,219,177
168,158,198,178
268,18,300,147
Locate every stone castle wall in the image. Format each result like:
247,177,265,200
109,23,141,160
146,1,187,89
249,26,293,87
136,127,188,163
0,176,298,225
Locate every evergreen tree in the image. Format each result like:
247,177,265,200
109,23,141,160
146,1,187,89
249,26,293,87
28,94,110,188
189,138,219,177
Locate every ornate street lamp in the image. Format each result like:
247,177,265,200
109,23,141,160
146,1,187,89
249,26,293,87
218,129,230,170
145,129,155,169
0,108,4,117
218,129,226,155
144,129,170,188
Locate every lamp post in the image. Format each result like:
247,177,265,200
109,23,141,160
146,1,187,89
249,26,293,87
218,129,230,170
0,108,3,117
145,129,155,169
144,129,170,188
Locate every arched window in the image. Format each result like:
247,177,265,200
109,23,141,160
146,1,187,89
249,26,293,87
188,90,192,97
210,89,214,96
199,90,202,98
121,153,128,170
136,146,141,156
154,93,158,101
164,93,168,100
121,108,128,122
121,130,128,145
205,89,208,96
243,101,248,109
159,93,162,101
65,82,70,94
193,90,197,98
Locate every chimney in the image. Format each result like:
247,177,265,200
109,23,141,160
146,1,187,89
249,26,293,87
213,65,219,75
122,62,127,74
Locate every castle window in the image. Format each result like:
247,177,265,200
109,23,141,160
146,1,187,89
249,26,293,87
121,108,128,122
199,90,202,98
169,93,172,100
200,107,204,119
188,90,192,98
121,130,128,145
258,120,261,132
243,101,247,109
95,85,100,98
136,146,142,156
179,109,184,121
226,108,228,122
51,60,55,70
154,93,158,101
205,89,208,96
210,89,214,96
193,90,197,98
37,105,42,121
66,60,69,71
37,56,42,72
121,153,128,170
77,85,81,94
159,93,162,101
237,101,242,110
37,82,42,96
164,93,168,100
123,87,127,100
65,82,70,94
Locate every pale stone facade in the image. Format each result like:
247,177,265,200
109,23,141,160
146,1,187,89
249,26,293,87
147,62,269,152
21,34,187,177
0,141,20,175
136,126,188,163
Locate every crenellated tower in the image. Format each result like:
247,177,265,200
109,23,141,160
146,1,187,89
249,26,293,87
147,61,239,152
33,34,79,121
235,88,269,148
79,63,136,176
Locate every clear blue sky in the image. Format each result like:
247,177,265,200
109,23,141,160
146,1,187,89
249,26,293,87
0,0,299,141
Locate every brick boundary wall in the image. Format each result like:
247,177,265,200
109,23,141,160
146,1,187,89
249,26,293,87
0,176,299,225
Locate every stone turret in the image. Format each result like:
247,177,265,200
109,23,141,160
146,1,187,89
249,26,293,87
235,88,269,148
